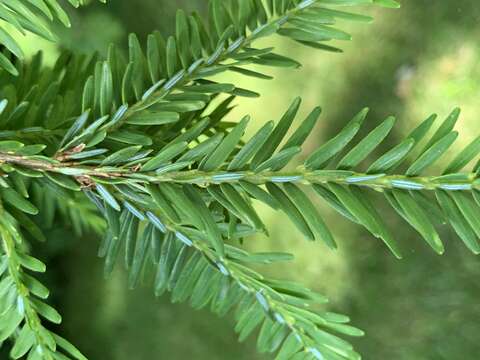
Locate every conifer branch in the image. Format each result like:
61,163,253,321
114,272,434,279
88,179,365,360
0,202,87,360
4,91,479,359
1,151,478,190
11,1,479,359
106,0,328,131
0,220,51,359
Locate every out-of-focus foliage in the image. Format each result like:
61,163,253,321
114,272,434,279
0,0,106,74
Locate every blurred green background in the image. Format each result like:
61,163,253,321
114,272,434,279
6,0,480,359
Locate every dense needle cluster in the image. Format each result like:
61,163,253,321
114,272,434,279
5,1,480,360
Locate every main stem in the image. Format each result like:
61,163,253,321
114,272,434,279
1,152,478,191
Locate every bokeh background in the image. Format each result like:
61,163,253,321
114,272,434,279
4,0,480,359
